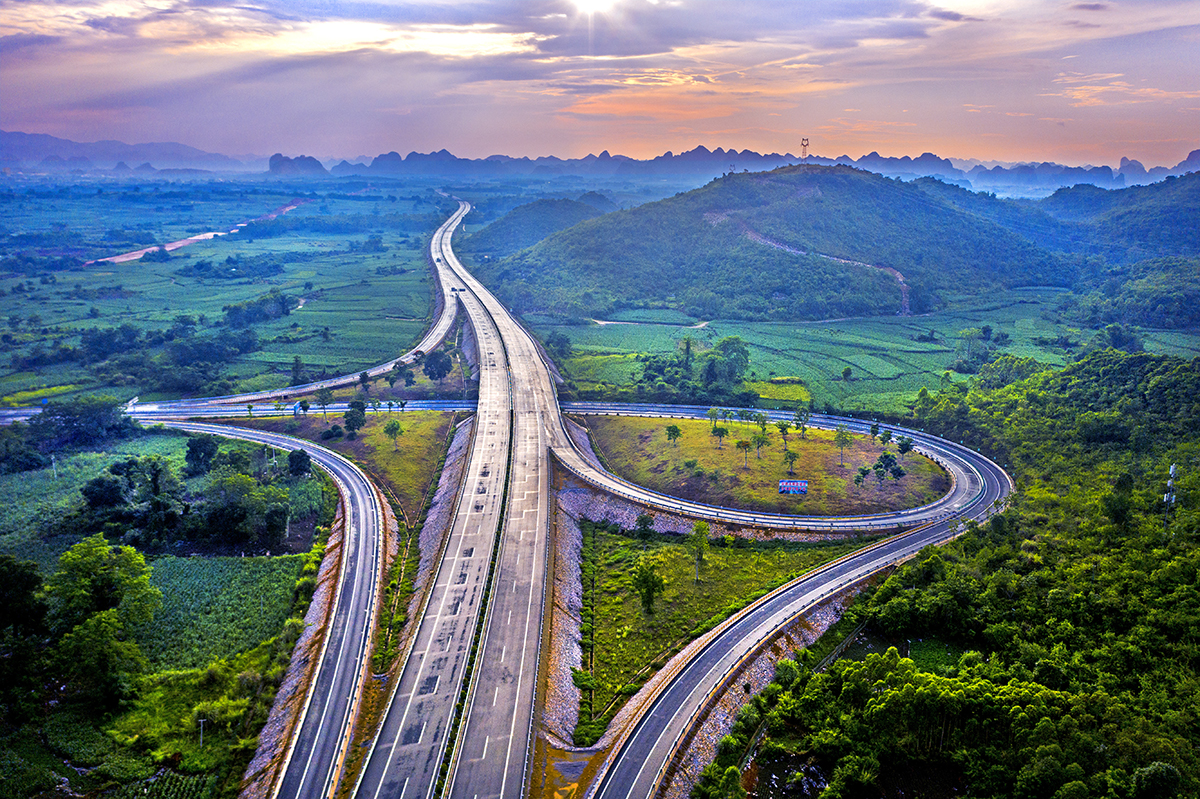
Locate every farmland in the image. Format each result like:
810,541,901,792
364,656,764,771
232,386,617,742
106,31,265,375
0,179,450,402
578,415,948,516
535,288,1200,414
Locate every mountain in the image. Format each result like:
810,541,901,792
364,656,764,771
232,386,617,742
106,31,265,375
460,199,603,259
0,129,249,171
267,153,328,177
467,164,1071,323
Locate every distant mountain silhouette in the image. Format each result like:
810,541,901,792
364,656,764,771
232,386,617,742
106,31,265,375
0,129,248,171
268,153,328,177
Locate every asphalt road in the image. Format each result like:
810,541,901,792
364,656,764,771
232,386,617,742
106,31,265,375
163,421,385,799
588,441,1011,799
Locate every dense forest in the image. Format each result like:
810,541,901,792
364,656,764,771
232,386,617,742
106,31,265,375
694,350,1200,799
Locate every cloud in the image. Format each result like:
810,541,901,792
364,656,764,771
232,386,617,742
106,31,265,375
1070,3,1109,10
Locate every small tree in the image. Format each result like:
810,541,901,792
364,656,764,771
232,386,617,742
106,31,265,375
314,387,334,419
854,465,871,487
706,407,720,430
736,439,752,467
370,398,382,416
343,407,366,436
384,419,403,451
398,399,408,412
359,371,371,393
755,412,770,434
775,420,792,449
634,514,654,550
292,355,304,385
842,366,853,382
665,424,682,446
688,521,710,582
288,449,311,476
712,426,728,449
752,432,770,458
794,407,811,439
783,449,799,475
246,404,254,417
897,435,914,461
423,350,453,383
879,428,892,448
869,422,880,443
299,399,310,416
633,559,665,614
386,400,394,415
833,425,853,466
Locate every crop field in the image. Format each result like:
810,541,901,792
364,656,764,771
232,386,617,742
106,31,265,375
579,416,949,516
535,288,1200,414
0,179,447,402
140,555,306,670
0,433,191,572
576,521,863,740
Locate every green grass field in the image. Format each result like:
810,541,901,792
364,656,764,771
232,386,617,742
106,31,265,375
0,184,442,402
579,415,949,516
139,555,307,671
576,522,864,742
536,288,1200,414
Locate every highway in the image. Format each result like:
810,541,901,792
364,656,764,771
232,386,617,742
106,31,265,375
162,421,386,799
2,201,1015,799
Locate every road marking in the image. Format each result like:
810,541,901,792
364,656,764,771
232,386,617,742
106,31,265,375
481,736,489,760
493,686,499,706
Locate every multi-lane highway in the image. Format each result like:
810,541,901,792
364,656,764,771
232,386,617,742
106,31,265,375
163,422,386,799
3,201,1014,799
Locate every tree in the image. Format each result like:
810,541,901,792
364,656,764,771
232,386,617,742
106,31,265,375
635,514,654,550
632,559,665,614
423,350,453,382
706,407,720,430
843,366,853,382
386,400,394,415
755,412,769,434
794,407,811,439
292,355,304,385
736,439,752,466
343,407,366,436
688,521,710,582
288,449,311,476
834,425,853,466
775,420,792,449
783,449,799,475
666,424,683,446
384,419,404,451
299,399,310,416
545,331,572,361
854,465,871,487
879,428,892,448
44,534,161,637
398,399,408,412
185,434,220,476
0,554,46,638
897,435,914,461
869,422,879,443
314,387,334,419
752,432,770,458
958,327,983,360
370,398,382,416
247,404,254,417
712,426,728,449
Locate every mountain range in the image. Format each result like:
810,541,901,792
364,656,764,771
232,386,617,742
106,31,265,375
2,129,1197,197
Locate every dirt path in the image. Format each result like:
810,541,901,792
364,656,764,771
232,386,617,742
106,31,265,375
742,227,911,316
85,198,311,265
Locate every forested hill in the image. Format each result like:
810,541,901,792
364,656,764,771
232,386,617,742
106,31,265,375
468,165,1071,322
696,350,1200,799
460,198,602,259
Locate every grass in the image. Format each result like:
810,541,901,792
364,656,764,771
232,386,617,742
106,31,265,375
228,409,458,523
0,184,440,401
532,288,1200,414
579,416,949,517
0,432,191,572
573,519,867,744
139,555,308,671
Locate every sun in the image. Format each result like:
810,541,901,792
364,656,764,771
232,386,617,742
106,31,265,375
573,0,615,14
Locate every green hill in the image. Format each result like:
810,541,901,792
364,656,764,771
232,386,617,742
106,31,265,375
468,165,1071,323
461,198,602,259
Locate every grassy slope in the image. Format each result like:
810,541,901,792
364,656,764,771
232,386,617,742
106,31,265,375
581,526,862,734
470,165,1071,322
580,416,948,516
461,198,601,258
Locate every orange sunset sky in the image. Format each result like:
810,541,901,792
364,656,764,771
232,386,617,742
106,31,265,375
1,0,1197,166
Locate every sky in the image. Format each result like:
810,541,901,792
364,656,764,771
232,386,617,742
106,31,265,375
1,1,1198,167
